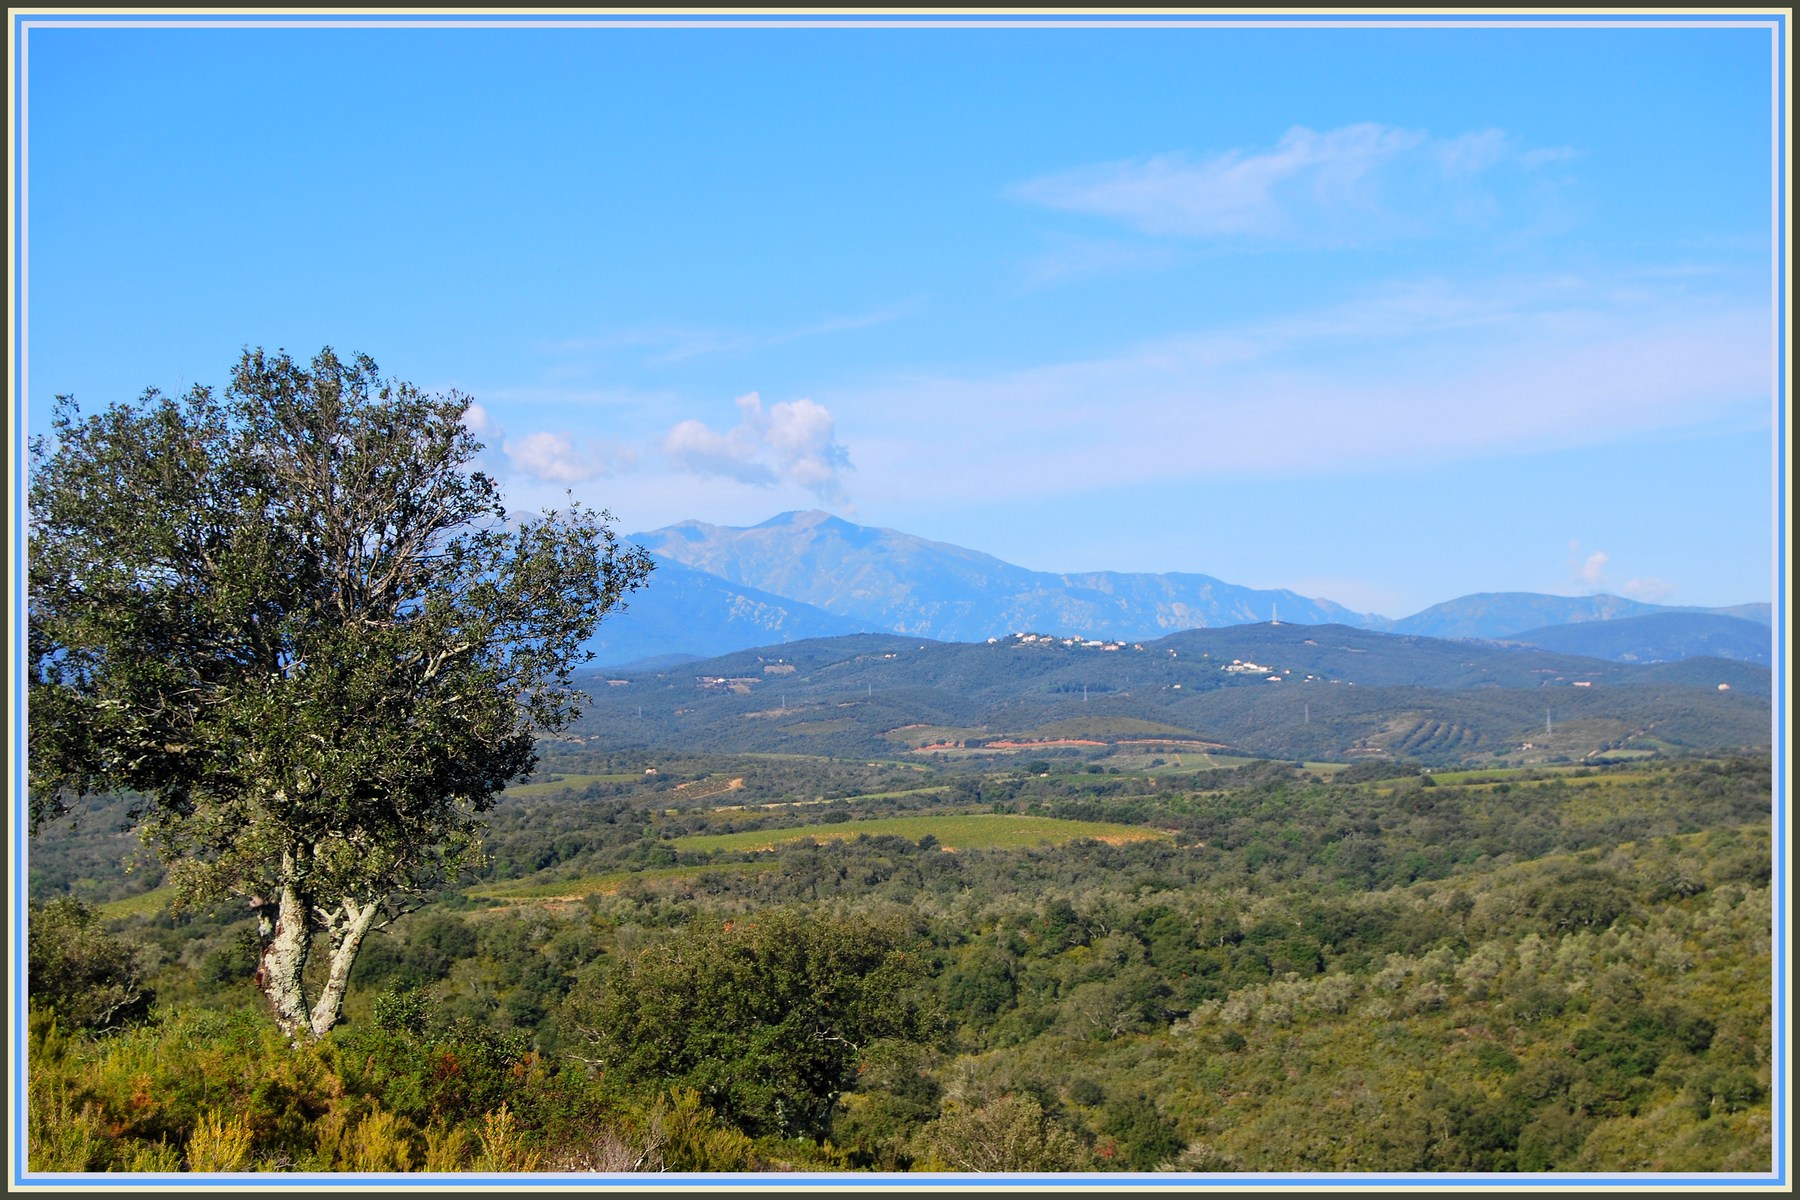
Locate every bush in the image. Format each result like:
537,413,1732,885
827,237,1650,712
912,1094,1092,1171
28,897,153,1032
564,907,937,1139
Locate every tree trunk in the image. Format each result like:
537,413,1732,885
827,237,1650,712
256,871,313,1043
308,897,382,1039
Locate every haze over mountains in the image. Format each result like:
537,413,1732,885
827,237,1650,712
586,510,1772,669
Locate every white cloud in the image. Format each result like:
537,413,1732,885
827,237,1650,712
461,401,501,439
1564,550,1680,604
663,408,779,487
663,392,853,503
1579,550,1610,588
503,430,637,483
1010,123,1564,243
459,402,513,479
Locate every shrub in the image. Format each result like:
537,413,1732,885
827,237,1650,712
28,897,153,1031
565,908,937,1139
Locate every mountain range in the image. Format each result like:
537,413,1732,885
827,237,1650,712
584,510,1772,668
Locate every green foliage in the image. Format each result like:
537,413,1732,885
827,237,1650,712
28,896,153,1031
371,986,429,1035
23,752,1772,1174
646,1089,763,1172
1099,1094,1184,1169
567,907,938,1138
28,347,651,1038
829,1040,944,1170
912,1093,1092,1171
24,1000,769,1175
330,1017,542,1130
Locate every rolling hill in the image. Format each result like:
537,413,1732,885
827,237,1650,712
1389,592,1772,640
568,623,1770,768
1499,611,1773,667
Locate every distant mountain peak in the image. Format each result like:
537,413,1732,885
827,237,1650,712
606,512,1768,667
630,511,1375,644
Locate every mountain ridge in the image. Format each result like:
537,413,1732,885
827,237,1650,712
596,510,1768,666
632,510,1379,643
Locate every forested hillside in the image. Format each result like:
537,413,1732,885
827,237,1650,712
29,749,1775,1176
1503,612,1773,667
567,625,1770,766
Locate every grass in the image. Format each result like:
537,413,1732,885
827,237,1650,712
95,886,175,920
670,812,1172,854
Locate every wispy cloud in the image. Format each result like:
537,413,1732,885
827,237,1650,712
1021,235,1181,286
1010,123,1572,244
460,401,510,478
839,272,1770,507
663,392,853,504
461,401,502,440
542,302,915,367
766,303,917,346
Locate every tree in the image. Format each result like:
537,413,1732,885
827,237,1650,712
28,347,652,1041
27,896,154,1032
565,909,937,1139
911,1093,1092,1172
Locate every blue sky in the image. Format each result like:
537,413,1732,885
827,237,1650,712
13,14,1784,619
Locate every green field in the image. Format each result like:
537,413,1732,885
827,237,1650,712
95,886,175,920
670,812,1172,854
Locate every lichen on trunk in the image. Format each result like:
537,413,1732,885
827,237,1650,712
254,874,314,1043
308,896,383,1040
